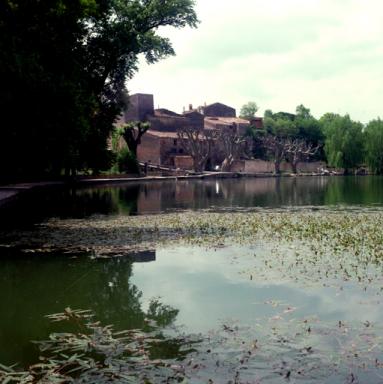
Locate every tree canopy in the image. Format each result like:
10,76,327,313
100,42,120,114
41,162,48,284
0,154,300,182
364,118,383,174
239,101,259,121
320,114,364,172
0,0,198,180
295,104,312,119
263,114,298,138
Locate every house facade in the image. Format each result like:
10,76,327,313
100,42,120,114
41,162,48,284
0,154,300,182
118,93,262,170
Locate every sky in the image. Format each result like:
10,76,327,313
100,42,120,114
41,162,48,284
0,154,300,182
128,0,383,123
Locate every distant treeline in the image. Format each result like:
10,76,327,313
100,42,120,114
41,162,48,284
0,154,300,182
245,103,383,174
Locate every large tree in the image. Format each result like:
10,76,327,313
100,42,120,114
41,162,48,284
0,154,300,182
121,122,150,158
239,101,259,121
219,126,247,171
262,114,298,173
177,127,217,172
320,114,364,173
286,138,320,174
364,118,383,174
294,105,324,161
0,0,198,180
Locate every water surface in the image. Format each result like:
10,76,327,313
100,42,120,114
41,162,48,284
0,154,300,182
1,176,383,382
2,176,383,226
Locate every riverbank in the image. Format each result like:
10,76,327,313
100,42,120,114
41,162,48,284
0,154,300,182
0,181,65,207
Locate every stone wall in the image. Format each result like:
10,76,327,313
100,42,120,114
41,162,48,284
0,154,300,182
124,93,154,121
137,134,161,164
159,137,184,166
231,160,326,174
148,115,203,132
284,161,326,173
138,134,192,168
174,156,193,169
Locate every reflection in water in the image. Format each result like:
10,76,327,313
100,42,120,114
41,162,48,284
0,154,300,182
1,244,383,382
129,249,156,263
134,176,383,212
2,176,383,227
0,251,175,366
2,177,383,381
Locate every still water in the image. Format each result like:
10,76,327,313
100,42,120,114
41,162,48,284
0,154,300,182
2,176,383,225
1,176,383,382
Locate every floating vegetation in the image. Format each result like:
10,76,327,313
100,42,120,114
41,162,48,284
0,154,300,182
1,308,383,383
1,208,383,290
2,208,383,382
0,308,198,383
188,316,383,383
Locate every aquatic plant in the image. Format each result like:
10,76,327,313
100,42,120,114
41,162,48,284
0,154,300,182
0,308,194,383
1,208,382,291
2,208,383,382
1,307,383,383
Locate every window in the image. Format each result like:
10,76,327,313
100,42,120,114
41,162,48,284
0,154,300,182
173,139,177,146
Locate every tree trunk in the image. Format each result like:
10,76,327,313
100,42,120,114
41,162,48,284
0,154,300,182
193,158,204,173
122,135,138,157
274,160,281,174
221,156,233,172
291,160,298,174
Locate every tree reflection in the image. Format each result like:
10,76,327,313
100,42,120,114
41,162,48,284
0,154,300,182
0,252,179,366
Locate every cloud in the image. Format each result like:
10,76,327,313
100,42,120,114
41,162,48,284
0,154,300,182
128,0,383,123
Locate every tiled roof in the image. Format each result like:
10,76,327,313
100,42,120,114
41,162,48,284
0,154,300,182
203,102,233,109
213,117,250,124
204,116,250,129
146,130,179,139
154,108,181,117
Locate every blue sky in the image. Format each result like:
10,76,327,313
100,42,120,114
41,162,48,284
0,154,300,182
128,0,383,123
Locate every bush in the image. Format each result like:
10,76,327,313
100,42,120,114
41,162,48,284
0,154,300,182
117,147,139,174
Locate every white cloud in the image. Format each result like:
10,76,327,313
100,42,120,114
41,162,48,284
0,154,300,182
128,0,383,122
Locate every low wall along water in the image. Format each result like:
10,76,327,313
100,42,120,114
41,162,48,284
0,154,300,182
231,159,326,173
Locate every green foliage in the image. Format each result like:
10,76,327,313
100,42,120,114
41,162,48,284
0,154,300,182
264,109,274,119
117,147,139,174
273,111,295,121
263,116,298,138
365,118,383,174
295,104,312,119
0,0,198,180
121,121,151,157
320,114,365,171
245,126,268,160
239,101,259,120
294,105,324,160
296,116,323,143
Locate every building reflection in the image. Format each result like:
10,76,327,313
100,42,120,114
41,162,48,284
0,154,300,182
129,249,156,263
133,177,334,214
5,177,382,227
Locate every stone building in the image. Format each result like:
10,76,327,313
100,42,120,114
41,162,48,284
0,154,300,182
118,93,261,170
201,102,236,118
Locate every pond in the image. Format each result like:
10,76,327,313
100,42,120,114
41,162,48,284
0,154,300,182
1,176,383,383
